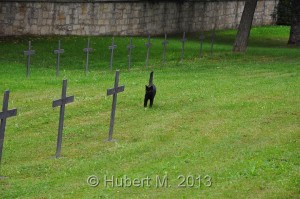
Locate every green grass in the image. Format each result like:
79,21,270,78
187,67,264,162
0,26,299,198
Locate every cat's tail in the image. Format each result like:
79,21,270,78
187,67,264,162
149,71,154,85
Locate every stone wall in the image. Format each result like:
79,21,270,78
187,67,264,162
0,0,278,36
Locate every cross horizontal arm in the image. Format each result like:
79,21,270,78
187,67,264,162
24,50,35,56
54,49,65,54
107,85,125,96
0,109,17,119
52,96,74,107
83,48,93,53
109,45,117,49
127,45,135,49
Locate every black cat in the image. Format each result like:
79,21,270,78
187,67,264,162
144,71,156,108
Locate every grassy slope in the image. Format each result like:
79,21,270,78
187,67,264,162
0,26,299,198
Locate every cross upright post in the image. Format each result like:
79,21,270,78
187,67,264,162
54,40,64,77
162,33,168,64
181,32,187,61
199,32,205,59
0,91,17,176
127,36,135,70
24,41,35,78
211,3,218,56
210,28,216,56
109,37,118,71
83,38,93,75
106,70,125,141
52,79,74,158
145,35,152,69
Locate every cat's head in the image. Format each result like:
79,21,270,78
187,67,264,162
145,85,153,93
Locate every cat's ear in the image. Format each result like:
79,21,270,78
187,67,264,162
149,85,153,89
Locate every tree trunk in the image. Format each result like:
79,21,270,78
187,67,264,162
233,0,258,52
288,0,300,46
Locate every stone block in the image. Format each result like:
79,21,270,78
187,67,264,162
42,11,48,19
99,26,105,34
41,26,49,34
46,19,52,25
116,4,125,10
117,25,122,32
66,15,70,24
30,24,38,33
73,24,80,30
121,25,127,31
131,18,139,24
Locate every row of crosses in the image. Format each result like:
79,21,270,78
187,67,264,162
0,70,124,177
23,31,216,77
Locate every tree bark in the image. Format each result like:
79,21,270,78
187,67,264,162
233,0,258,52
288,0,300,46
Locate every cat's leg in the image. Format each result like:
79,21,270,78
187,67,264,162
150,97,154,107
144,96,148,107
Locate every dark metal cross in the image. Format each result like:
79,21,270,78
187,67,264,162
106,70,125,141
162,33,168,64
54,40,64,77
181,32,187,61
210,28,216,56
0,91,17,170
145,35,152,69
127,37,135,70
199,32,205,59
109,37,117,71
23,41,35,78
52,79,74,158
83,38,93,75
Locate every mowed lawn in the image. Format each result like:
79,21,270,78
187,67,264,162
0,26,299,198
